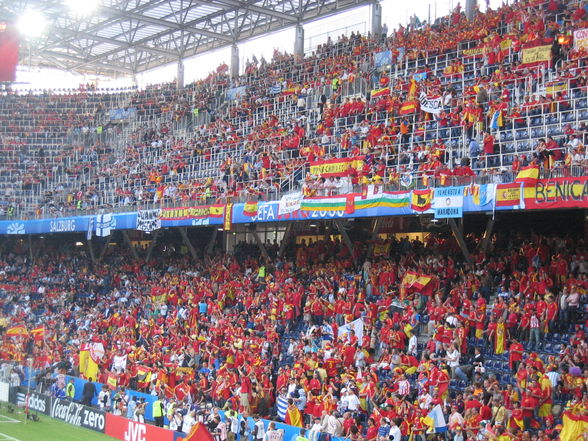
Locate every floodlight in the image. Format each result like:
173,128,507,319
17,10,46,38
65,0,100,16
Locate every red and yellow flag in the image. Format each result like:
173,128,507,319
515,165,539,185
31,326,45,341
560,411,588,441
399,100,418,115
371,87,390,98
223,203,233,231
495,323,506,355
6,325,28,337
407,78,418,100
107,373,118,389
243,201,259,217
285,405,303,427
178,423,216,441
411,189,433,212
209,204,225,218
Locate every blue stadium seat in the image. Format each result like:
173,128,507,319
515,130,528,139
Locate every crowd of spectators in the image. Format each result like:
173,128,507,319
0,229,587,440
1,0,588,219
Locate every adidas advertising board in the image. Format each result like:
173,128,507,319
13,387,50,415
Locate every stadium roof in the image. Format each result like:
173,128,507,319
2,0,373,77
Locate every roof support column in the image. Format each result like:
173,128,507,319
465,0,477,20
87,238,97,265
98,235,112,262
294,24,304,58
367,218,383,257
250,227,270,263
145,229,161,262
334,220,356,264
278,223,293,258
122,231,139,261
179,227,198,261
205,228,218,257
479,217,495,254
448,218,472,264
177,58,185,90
230,43,239,79
371,1,382,38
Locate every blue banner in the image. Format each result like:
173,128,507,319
374,50,392,68
433,186,464,218
109,108,136,121
226,86,247,100
0,212,137,235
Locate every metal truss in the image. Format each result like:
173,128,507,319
0,0,373,77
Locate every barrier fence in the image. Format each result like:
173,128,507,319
0,382,343,441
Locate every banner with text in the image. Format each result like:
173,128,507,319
574,28,588,51
105,413,173,441
433,186,464,218
278,192,303,215
521,40,552,67
518,177,588,210
52,398,106,433
309,156,365,177
419,92,443,115
160,204,224,221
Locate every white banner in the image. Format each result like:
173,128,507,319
278,192,302,215
419,92,443,114
574,28,588,50
136,209,161,233
338,318,364,345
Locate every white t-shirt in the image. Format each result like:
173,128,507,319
346,393,360,411
389,425,402,441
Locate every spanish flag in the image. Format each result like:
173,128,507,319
284,405,303,427
495,322,505,355
107,373,118,389
401,271,418,287
179,423,216,441
6,325,28,337
31,326,45,341
413,275,432,290
209,204,225,218
79,344,99,381
411,189,433,212
243,201,259,217
514,165,539,185
399,100,418,115
509,409,524,431
560,411,588,441
371,87,390,98
282,88,297,96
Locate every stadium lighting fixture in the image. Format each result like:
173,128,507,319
17,10,46,38
65,0,100,16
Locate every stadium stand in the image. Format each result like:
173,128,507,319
0,230,587,438
1,0,588,219
0,1,588,441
